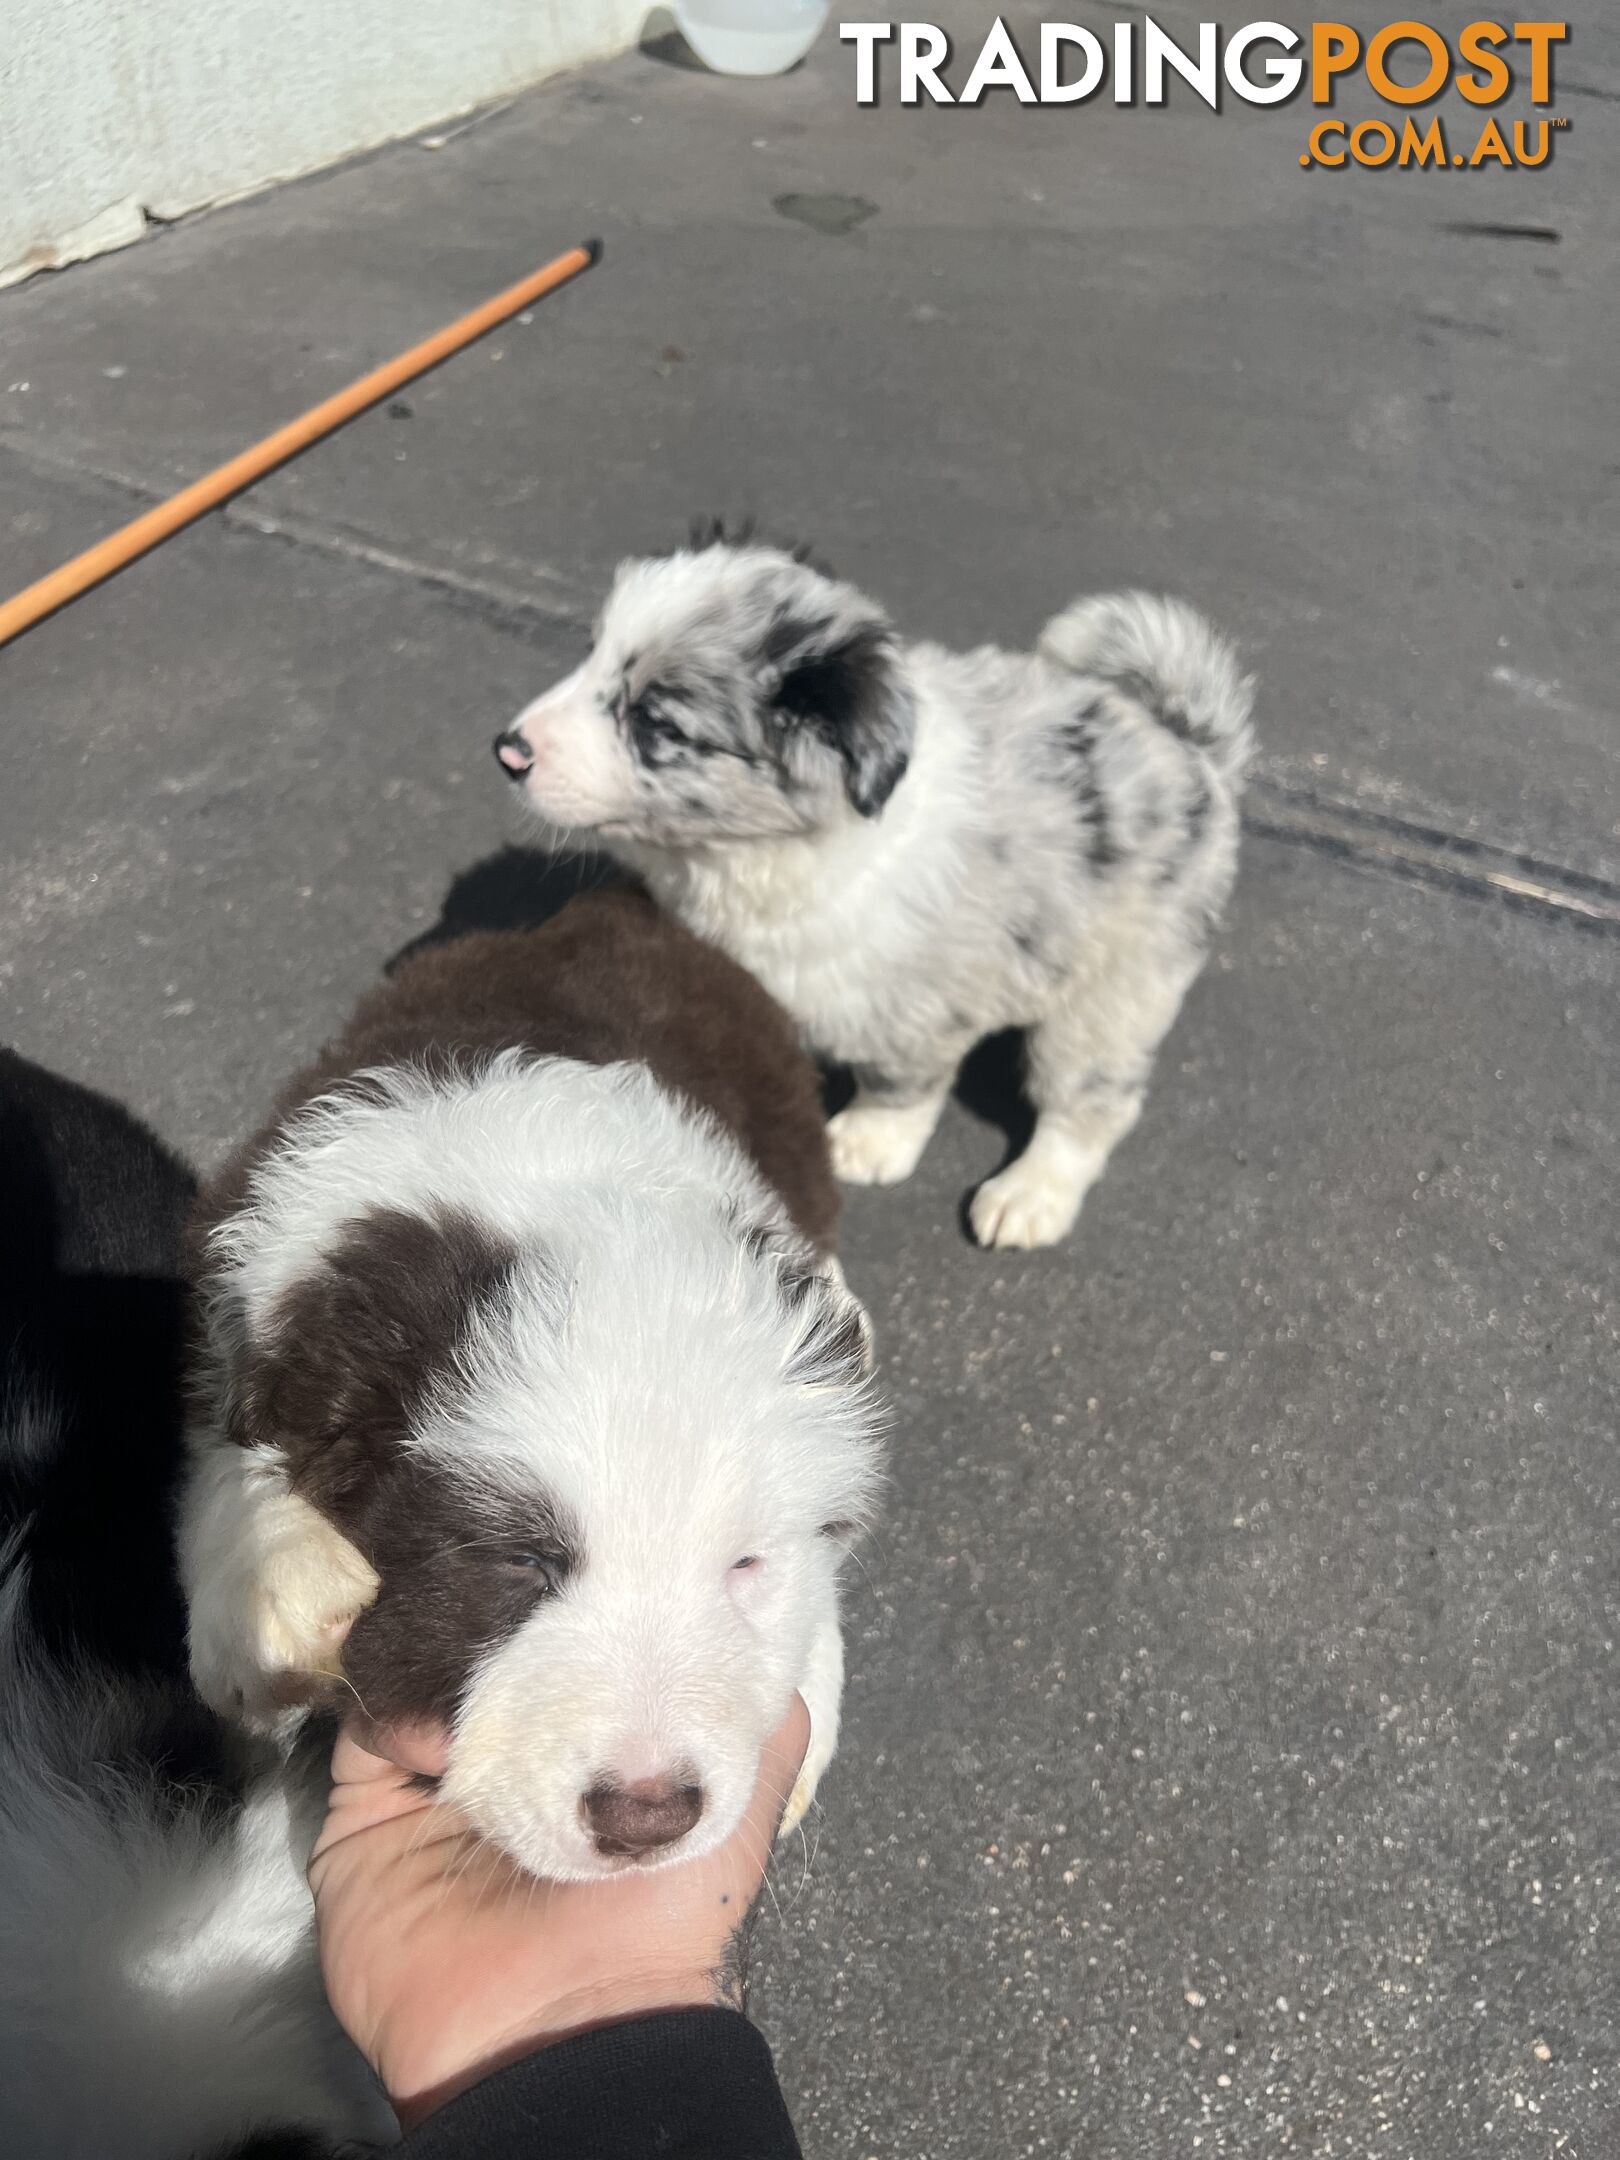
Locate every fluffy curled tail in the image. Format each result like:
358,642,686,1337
1039,591,1255,791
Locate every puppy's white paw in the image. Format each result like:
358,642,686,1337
187,1481,380,1728
779,1717,838,1842
970,1159,1087,1250
778,1614,844,1841
827,1100,936,1186
254,1537,375,1703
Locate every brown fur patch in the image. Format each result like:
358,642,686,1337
232,1205,580,1723
339,1452,579,1724
194,886,839,1269
238,1205,518,1520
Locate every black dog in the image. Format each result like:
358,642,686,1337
0,1045,195,1676
0,1049,383,2158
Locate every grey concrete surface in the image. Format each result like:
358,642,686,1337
1,8,1617,2157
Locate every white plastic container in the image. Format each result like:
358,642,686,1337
673,0,830,77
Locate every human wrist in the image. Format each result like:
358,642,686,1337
389,1971,720,2129
392,2011,798,2159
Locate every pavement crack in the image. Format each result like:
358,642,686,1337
0,429,586,642
4,428,1617,931
224,500,583,641
1248,779,1620,934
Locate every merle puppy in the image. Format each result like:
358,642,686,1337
181,888,881,1882
494,532,1255,1248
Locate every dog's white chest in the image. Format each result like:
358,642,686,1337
719,912,871,1053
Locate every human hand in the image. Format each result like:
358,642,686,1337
309,1696,811,2129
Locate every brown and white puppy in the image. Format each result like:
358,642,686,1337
180,888,882,1880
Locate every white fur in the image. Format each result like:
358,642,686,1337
183,1053,882,1882
181,1443,380,1729
502,551,1255,1247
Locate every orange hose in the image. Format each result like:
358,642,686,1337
0,237,601,650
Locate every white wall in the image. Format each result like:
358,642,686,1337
0,0,643,289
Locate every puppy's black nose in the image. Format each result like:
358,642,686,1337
493,728,534,780
584,1776,705,1858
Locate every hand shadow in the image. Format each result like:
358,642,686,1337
397,855,1038,1249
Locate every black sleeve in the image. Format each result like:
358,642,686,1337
397,2008,803,2160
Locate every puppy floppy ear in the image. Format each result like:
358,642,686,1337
239,1205,518,1525
769,614,914,818
740,1215,877,1383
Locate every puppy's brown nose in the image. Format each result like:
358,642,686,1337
493,728,534,779
583,1776,705,1858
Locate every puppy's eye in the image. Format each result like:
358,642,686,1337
731,1554,762,1573
503,1550,560,1590
627,696,687,761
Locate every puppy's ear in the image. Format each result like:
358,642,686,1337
771,616,914,818
239,1206,519,1527
688,512,756,552
686,514,835,576
741,1216,876,1384
802,1252,877,1379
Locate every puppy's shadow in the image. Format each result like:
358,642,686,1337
822,1028,1034,1246
952,1029,1034,1164
397,859,1035,1248
388,845,623,969
951,1029,1033,1239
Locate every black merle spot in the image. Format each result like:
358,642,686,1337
1061,700,1125,870
623,665,765,771
1158,779,1215,885
1080,783,1125,870
1059,699,1104,761
620,669,696,766
763,603,823,670
772,620,912,816
627,697,688,764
